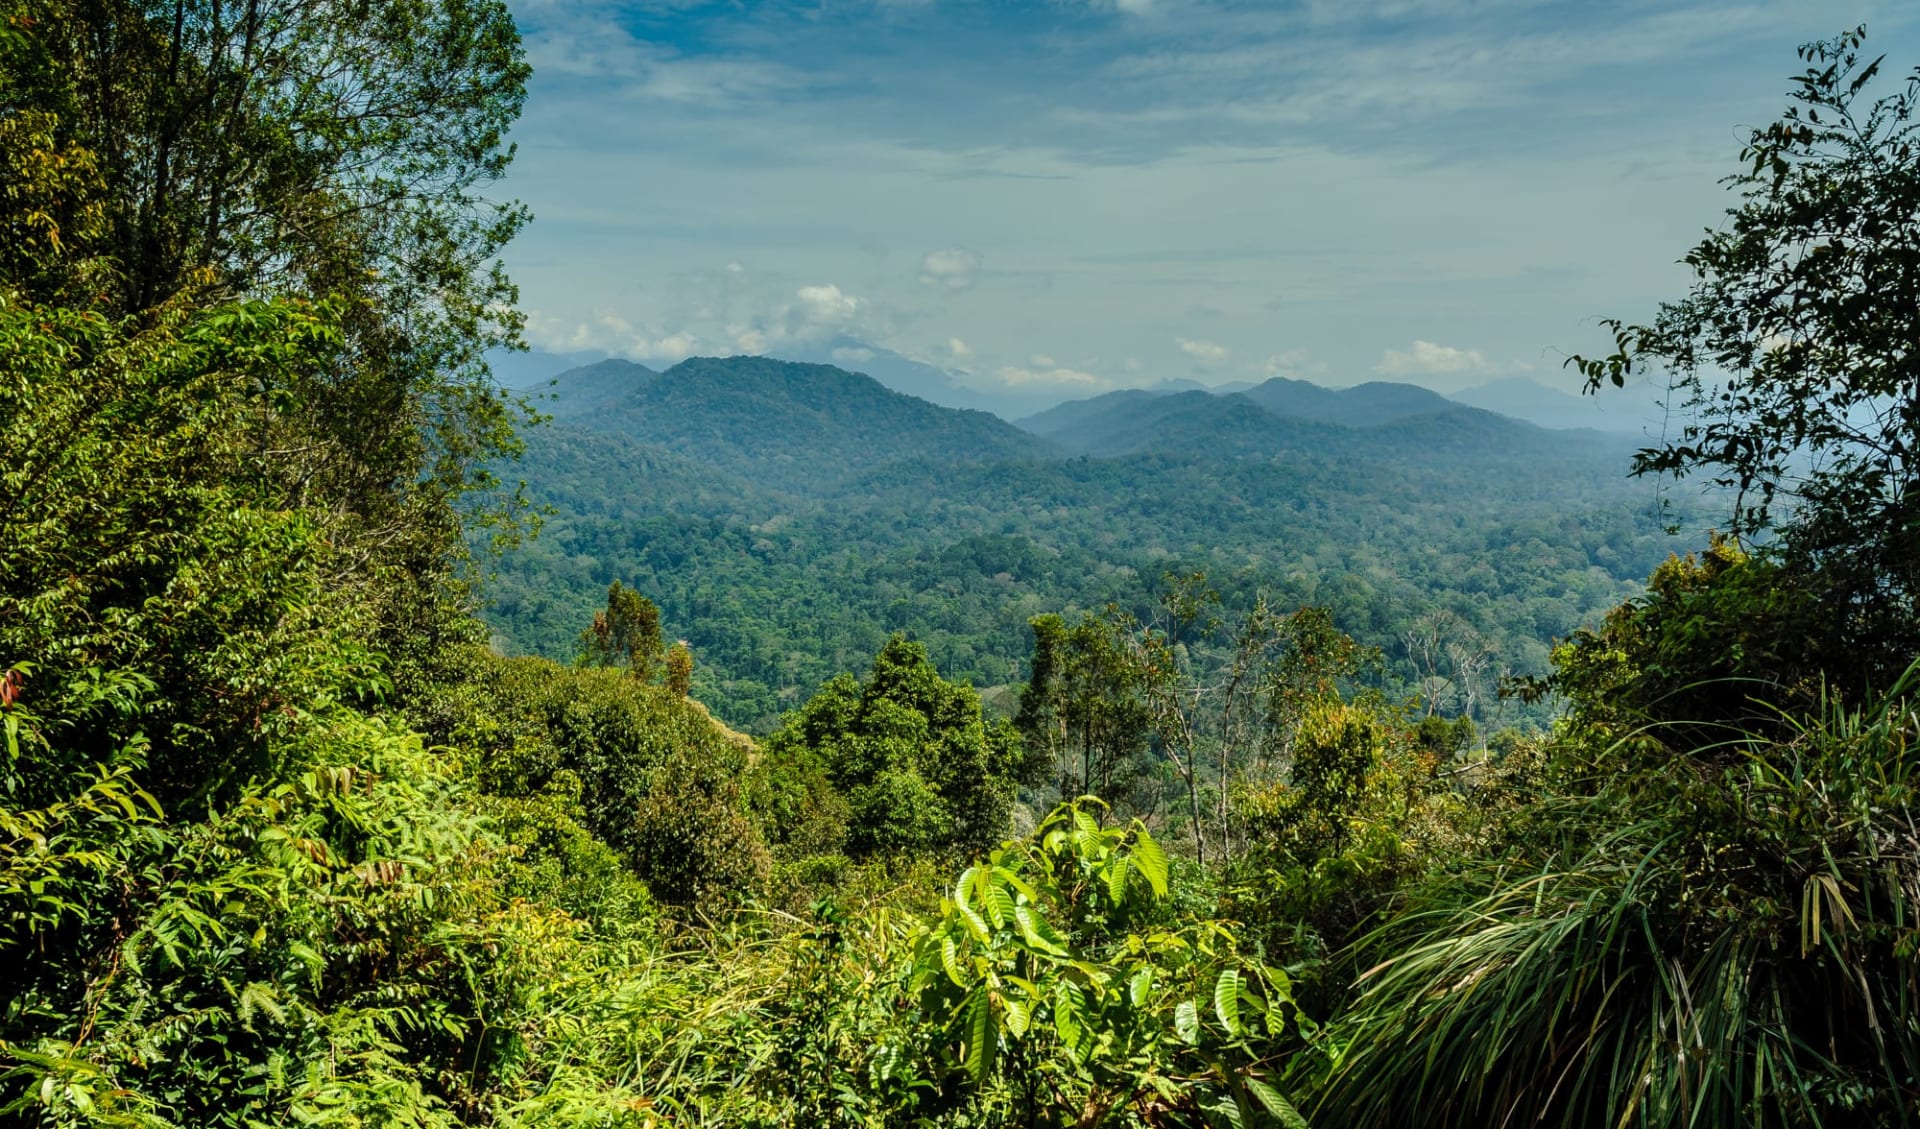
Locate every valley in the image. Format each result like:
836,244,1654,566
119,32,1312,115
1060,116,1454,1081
482,354,1684,729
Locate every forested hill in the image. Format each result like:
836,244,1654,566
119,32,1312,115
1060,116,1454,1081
1021,376,1466,441
482,354,1680,730
1017,384,1581,461
524,354,1053,492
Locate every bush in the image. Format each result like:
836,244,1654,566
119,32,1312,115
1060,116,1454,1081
759,636,1041,863
413,647,772,908
1314,674,1920,1128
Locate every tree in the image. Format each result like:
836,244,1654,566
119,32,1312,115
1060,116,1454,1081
665,640,695,697
1022,582,1383,865
579,581,665,679
765,637,1044,858
1016,612,1155,814
1401,610,1493,721
0,0,535,648
1569,26,1920,685
1251,604,1380,777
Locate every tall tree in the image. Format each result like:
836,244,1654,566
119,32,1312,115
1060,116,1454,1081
579,581,665,680
0,0,534,645
1570,26,1920,685
766,636,1043,857
1017,612,1155,813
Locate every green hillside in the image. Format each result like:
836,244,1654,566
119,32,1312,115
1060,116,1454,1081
531,354,1055,493
12,14,1920,1129
480,357,1677,729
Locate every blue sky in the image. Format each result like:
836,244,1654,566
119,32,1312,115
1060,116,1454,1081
499,0,1916,399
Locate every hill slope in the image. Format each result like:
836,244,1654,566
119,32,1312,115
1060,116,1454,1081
542,355,1054,492
1022,383,1613,464
482,357,1687,730
1239,377,1458,426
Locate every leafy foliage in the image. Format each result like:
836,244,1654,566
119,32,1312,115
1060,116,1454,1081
412,647,770,909
483,360,1684,730
0,0,537,652
13,14,1920,1129
1314,672,1920,1128
759,636,1046,860
1568,27,1920,687
908,800,1311,1129
579,580,665,678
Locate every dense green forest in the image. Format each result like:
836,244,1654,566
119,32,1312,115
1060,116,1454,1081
6,4,1920,1127
483,356,1683,729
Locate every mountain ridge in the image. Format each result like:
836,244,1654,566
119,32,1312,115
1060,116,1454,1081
535,354,1056,493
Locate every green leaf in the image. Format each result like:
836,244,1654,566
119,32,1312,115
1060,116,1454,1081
1246,1076,1310,1129
1129,966,1153,1008
1105,852,1130,906
1131,830,1170,898
986,880,1016,931
1004,995,1032,1037
1014,904,1070,957
965,987,994,1083
940,935,966,987
954,869,991,942
1212,1095,1246,1129
1054,980,1083,1051
1215,968,1242,1036
1175,999,1201,1045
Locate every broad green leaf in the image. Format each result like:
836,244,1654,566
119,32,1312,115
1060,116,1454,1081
966,987,994,1083
986,881,1015,931
1263,963,1294,1003
1215,969,1242,1036
1054,980,1083,1050
1174,999,1200,1045
1014,904,1070,957
1105,853,1130,906
1004,995,1032,1037
1129,966,1153,1008
1246,1076,1310,1129
997,867,1038,902
1211,1095,1246,1129
954,869,991,942
941,935,966,987
1131,831,1170,898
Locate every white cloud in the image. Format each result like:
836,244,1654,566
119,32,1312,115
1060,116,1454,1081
920,249,983,291
524,311,703,362
996,363,1107,389
1177,336,1231,365
944,337,972,359
831,345,876,365
644,332,701,361
795,283,861,327
1375,339,1492,376
1262,348,1321,378
504,0,1834,406
524,22,806,108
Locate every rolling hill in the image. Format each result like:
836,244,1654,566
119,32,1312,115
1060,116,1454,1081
528,354,1054,492
482,355,1688,729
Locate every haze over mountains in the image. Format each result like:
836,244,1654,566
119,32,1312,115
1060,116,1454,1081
501,343,1670,436
528,355,1047,491
484,353,1686,729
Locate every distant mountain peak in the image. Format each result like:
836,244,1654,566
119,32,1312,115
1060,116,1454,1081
534,354,1052,493
531,357,659,420
1451,374,1671,433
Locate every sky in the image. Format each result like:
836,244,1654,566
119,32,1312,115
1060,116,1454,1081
498,0,1918,402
